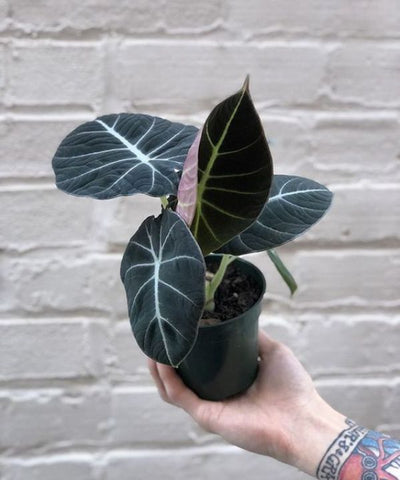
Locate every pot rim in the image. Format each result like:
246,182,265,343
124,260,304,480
200,255,266,329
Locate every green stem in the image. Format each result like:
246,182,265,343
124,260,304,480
267,249,298,296
160,196,168,208
205,254,236,311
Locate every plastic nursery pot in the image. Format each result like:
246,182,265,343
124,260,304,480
177,255,266,401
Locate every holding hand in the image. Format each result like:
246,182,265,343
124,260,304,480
148,331,346,476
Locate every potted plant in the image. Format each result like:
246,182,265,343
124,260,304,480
52,77,332,400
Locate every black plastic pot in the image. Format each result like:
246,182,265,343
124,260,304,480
177,256,266,401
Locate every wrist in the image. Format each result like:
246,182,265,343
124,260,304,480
287,394,347,476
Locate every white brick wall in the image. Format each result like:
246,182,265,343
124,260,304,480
0,1,399,478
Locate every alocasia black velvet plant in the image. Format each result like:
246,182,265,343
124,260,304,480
52,77,332,368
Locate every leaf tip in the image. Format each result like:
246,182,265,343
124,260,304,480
243,74,250,92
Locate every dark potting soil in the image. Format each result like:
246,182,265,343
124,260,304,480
200,261,262,327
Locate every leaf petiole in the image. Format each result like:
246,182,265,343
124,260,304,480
160,196,169,208
205,254,236,311
267,249,297,296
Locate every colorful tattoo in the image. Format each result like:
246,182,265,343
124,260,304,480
317,419,400,480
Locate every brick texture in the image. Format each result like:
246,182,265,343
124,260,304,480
110,388,197,446
110,42,326,112
0,2,399,479
328,44,400,106
308,115,400,183
7,41,104,108
0,118,89,180
0,188,96,251
226,0,400,38
0,456,95,480
104,448,310,480
9,1,165,34
0,389,111,449
0,319,108,381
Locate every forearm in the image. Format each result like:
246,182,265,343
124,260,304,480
288,395,400,479
317,420,400,480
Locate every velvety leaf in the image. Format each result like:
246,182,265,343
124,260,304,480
191,77,273,255
176,129,202,226
120,209,205,367
218,175,333,255
53,113,198,199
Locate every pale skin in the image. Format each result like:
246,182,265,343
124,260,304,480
148,331,348,477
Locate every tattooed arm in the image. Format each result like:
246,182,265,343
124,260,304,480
149,331,400,479
317,420,400,480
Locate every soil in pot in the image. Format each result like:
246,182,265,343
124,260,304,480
201,259,263,326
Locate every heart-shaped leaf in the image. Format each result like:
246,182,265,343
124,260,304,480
218,175,333,255
191,77,273,255
176,129,202,226
52,113,198,199
120,209,205,367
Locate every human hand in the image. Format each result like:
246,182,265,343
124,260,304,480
148,331,346,476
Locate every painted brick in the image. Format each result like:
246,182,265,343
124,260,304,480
0,188,95,252
247,248,400,303
163,0,224,31
0,118,86,179
0,44,5,91
260,315,300,350
104,195,164,248
0,456,95,480
300,185,400,244
1,254,126,316
108,322,151,384
0,254,18,314
0,2,399,476
10,0,164,34
316,380,395,429
0,1,8,22
226,0,400,38
309,115,400,183
105,448,310,480
289,250,400,305
262,116,311,176
111,388,197,446
83,255,126,315
0,319,108,381
0,388,111,449
7,42,104,108
297,315,400,376
328,44,400,106
111,42,326,112
377,425,400,439
388,383,400,416
1,253,120,313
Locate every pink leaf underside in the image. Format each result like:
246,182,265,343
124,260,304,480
176,128,202,226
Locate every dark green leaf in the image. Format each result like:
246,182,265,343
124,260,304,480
218,175,333,255
53,113,198,199
191,78,273,255
120,209,205,367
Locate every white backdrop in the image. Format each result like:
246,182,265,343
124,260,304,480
0,1,399,479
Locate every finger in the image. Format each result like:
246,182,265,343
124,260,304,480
147,359,169,403
156,363,204,416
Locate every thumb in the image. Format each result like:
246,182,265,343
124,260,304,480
258,330,279,358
